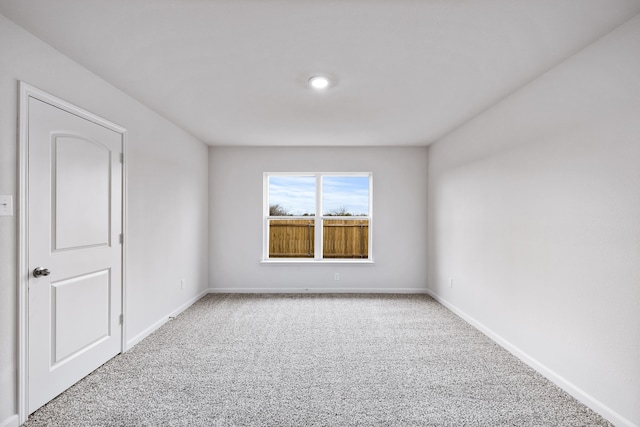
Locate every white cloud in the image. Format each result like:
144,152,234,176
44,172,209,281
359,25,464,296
269,176,315,215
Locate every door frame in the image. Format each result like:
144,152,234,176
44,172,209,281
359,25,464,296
17,82,128,423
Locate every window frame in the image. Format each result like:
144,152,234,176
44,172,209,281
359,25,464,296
262,172,373,263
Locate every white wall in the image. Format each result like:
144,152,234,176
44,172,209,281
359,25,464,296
427,15,640,427
209,146,428,293
0,15,209,425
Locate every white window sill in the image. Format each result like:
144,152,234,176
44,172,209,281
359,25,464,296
260,259,375,265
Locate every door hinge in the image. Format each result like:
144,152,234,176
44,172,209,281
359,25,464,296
119,314,123,325
119,153,124,163
119,234,123,244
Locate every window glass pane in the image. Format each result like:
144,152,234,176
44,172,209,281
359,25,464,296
322,176,369,216
323,218,368,259
268,176,315,216
269,219,315,258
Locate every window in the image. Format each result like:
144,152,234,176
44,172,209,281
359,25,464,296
264,173,372,261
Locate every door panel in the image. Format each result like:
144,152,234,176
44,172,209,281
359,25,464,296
53,134,111,251
52,269,111,364
27,97,123,414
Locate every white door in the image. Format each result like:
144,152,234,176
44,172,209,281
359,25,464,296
27,96,124,414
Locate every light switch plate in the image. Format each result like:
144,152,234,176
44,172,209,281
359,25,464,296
0,195,14,216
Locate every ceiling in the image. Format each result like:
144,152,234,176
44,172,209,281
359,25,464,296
1,0,639,146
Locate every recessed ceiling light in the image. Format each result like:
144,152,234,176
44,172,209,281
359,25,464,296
308,75,330,90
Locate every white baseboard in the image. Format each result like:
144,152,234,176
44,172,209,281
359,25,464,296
169,289,210,318
208,287,429,294
425,289,637,427
0,415,19,427
125,289,209,350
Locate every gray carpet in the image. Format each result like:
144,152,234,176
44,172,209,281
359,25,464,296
26,294,611,426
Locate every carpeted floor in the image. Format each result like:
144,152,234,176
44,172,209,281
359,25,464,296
25,294,612,426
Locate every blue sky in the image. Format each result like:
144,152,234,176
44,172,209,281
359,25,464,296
269,175,369,216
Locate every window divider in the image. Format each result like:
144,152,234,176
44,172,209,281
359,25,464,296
314,174,322,260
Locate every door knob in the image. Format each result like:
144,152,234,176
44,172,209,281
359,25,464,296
33,267,51,278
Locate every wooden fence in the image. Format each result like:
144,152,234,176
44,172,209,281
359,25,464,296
269,219,369,258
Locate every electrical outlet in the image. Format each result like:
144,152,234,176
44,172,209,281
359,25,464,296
0,195,13,216
334,273,340,281
180,279,186,289
449,278,453,288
